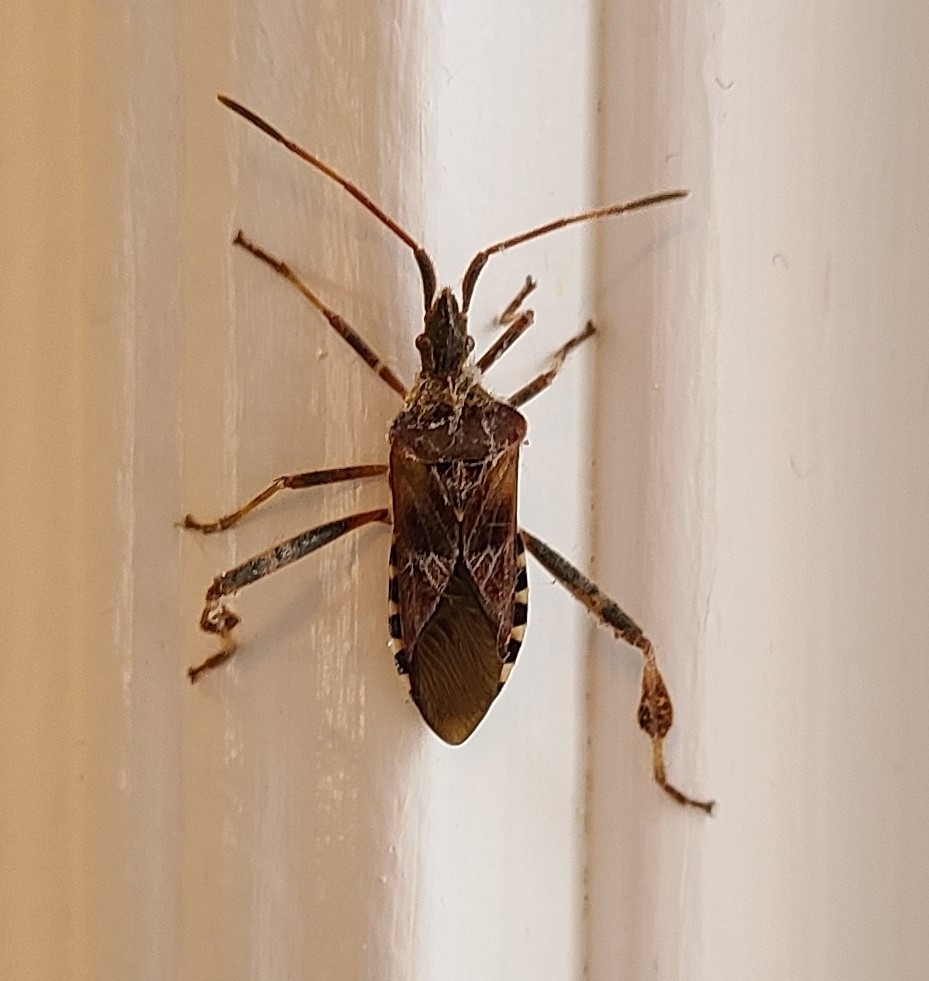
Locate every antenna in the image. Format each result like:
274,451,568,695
218,95,438,310
460,190,688,313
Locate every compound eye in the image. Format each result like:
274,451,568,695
415,334,431,354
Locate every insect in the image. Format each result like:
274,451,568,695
184,94,714,814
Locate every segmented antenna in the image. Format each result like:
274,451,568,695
218,95,438,311
460,190,688,313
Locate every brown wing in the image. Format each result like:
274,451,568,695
461,441,522,654
407,556,503,744
388,443,458,649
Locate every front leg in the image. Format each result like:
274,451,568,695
520,528,714,815
475,276,538,373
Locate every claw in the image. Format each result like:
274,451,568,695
188,632,238,683
189,603,241,682
201,603,240,636
181,513,227,534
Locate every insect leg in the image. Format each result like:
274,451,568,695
477,309,535,373
498,276,537,325
507,321,596,408
233,231,408,397
520,528,714,815
475,278,539,373
189,507,390,682
183,464,388,533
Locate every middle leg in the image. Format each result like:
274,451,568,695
183,463,388,533
507,320,596,408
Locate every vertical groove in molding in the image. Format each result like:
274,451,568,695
588,0,716,978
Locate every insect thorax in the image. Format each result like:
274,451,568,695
389,376,526,507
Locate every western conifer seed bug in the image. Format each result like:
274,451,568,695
183,95,714,815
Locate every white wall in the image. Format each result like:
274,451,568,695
590,1,929,979
2,1,928,980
